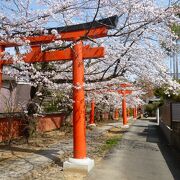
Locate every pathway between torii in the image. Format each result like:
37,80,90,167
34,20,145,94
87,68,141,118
87,119,180,180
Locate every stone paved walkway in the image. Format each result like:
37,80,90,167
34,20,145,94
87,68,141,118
87,120,180,180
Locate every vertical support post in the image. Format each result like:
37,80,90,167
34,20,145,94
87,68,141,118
0,46,5,89
122,93,128,126
114,108,119,120
136,107,138,118
127,108,130,118
89,99,95,125
72,41,86,159
133,107,137,119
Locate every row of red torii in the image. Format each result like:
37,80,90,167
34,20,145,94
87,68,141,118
0,16,138,171
89,83,138,127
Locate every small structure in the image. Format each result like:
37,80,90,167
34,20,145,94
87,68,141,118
0,74,31,113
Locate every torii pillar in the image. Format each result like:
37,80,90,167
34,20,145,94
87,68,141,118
133,106,137,119
72,40,87,159
118,84,132,128
114,108,119,120
0,46,5,89
122,92,128,127
127,108,130,118
89,99,96,126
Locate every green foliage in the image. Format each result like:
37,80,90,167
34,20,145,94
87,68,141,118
172,24,180,37
171,6,180,37
154,85,180,102
101,135,122,151
154,87,167,100
144,103,158,116
106,138,119,146
42,90,72,113
44,102,59,113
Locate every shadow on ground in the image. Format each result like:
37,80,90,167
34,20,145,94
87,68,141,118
147,123,180,180
0,145,64,166
157,128,180,180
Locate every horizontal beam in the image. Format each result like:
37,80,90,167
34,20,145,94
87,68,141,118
87,89,132,95
118,90,132,95
0,27,108,47
0,45,104,64
24,45,104,63
60,26,108,41
0,59,13,65
120,83,132,88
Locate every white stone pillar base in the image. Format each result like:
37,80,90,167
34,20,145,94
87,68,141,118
88,123,96,127
63,157,94,173
114,118,119,121
121,124,129,128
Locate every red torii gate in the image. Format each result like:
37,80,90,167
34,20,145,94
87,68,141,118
117,86,138,122
0,16,118,171
118,83,133,127
114,89,133,121
88,83,133,127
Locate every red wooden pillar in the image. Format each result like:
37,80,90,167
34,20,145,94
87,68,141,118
0,46,5,89
89,99,95,124
114,108,119,120
133,107,137,119
122,94,127,125
72,40,86,159
127,108,130,118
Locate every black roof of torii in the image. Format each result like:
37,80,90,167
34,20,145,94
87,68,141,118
34,15,118,35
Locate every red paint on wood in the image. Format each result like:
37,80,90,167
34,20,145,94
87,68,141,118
89,100,95,124
114,108,119,120
122,95,127,125
0,27,108,47
37,114,64,132
0,114,65,142
72,41,86,159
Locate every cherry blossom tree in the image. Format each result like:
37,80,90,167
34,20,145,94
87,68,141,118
0,0,180,109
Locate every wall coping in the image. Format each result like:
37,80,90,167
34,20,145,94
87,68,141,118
0,112,66,119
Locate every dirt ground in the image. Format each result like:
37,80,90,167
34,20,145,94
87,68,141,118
0,123,124,180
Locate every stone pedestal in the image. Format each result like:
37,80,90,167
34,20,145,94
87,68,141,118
63,158,94,173
121,124,129,129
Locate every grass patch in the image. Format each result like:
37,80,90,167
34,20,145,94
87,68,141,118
101,134,122,152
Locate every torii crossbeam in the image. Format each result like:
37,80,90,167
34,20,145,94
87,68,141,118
0,16,118,171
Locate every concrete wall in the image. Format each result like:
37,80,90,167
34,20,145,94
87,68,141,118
0,117,23,142
14,84,31,110
0,113,65,142
37,114,64,132
0,88,15,113
172,121,180,150
159,102,180,150
159,120,172,144
0,84,31,113
159,102,171,127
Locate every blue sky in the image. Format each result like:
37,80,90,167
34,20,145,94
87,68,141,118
156,0,170,7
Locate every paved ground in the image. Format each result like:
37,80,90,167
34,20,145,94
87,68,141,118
87,119,180,180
